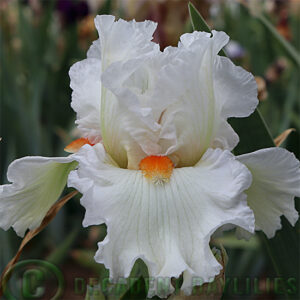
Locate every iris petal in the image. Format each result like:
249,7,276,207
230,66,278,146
69,143,254,297
0,156,77,237
238,147,300,238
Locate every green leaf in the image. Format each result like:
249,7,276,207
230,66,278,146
229,110,274,154
188,2,210,33
254,14,300,68
71,249,108,278
188,2,299,296
46,228,79,265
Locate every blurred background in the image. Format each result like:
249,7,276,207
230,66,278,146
0,0,299,299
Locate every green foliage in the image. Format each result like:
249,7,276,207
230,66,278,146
0,2,84,182
255,13,300,68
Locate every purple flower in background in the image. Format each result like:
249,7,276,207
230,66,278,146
225,40,245,59
57,0,89,25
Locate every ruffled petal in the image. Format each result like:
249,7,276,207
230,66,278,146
156,32,228,167
69,58,102,143
98,16,159,168
101,32,227,168
68,144,254,297
211,118,239,150
214,55,258,118
179,30,229,54
93,15,158,69
70,16,159,168
101,48,180,169
0,156,77,237
154,30,258,167
238,147,300,238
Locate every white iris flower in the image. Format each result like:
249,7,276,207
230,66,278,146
0,15,299,298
